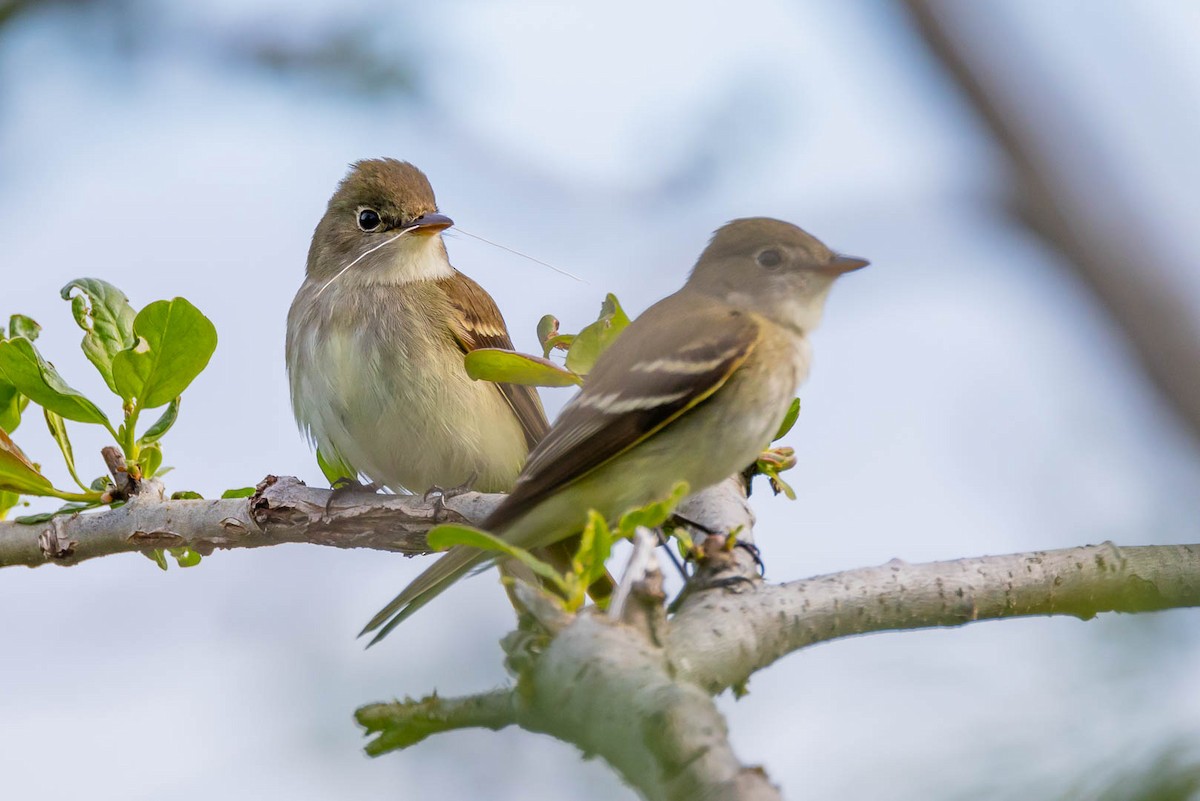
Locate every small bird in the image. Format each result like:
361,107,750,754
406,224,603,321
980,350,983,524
362,217,869,643
287,159,548,495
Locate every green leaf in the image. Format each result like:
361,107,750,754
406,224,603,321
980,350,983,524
8,314,41,342
143,549,169,571
112,297,217,408
316,448,356,485
61,279,137,395
616,481,690,537
0,490,22,520
774,397,801,441
542,334,575,357
138,442,163,479
171,490,204,500
169,547,202,568
427,523,566,592
573,510,615,596
14,500,100,525
536,315,576,357
0,337,111,426
220,487,255,499
759,466,797,500
754,446,797,500
0,428,56,496
0,380,21,433
138,397,179,445
464,349,583,387
43,410,87,491
536,315,559,348
565,293,630,375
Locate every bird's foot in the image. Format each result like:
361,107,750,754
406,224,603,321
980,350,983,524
653,528,691,581
730,539,766,577
324,477,384,518
423,472,478,523
669,512,718,538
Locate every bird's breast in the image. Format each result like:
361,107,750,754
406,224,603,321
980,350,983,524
287,283,528,493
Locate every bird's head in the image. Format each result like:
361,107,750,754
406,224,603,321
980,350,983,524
687,217,868,334
307,158,454,287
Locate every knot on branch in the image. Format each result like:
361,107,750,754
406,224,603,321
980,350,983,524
37,520,76,560
100,446,164,502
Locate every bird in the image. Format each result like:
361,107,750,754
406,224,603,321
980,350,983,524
286,158,549,496
361,216,869,644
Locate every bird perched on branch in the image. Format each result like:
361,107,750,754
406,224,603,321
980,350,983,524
286,159,547,496
362,217,869,644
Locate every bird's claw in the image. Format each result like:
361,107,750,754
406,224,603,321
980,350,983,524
423,473,478,523
731,539,766,577
324,477,383,518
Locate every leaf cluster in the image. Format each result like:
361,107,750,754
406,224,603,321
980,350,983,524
464,293,631,387
425,481,691,614
0,280,217,565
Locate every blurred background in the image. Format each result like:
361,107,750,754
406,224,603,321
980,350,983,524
1,1,1199,798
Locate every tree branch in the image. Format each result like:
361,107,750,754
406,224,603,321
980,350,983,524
0,476,502,568
667,542,1200,694
358,541,1200,799
361,612,782,801
357,689,518,755
4,466,1198,800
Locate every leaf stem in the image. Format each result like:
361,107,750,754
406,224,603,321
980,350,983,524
123,403,141,463
45,487,102,504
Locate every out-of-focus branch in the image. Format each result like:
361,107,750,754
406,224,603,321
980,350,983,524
902,0,1200,447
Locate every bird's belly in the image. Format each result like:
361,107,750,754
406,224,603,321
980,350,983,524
291,328,527,493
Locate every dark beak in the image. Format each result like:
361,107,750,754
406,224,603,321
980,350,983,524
820,254,870,276
409,212,454,234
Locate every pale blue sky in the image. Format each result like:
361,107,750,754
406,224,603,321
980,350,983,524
1,2,1198,799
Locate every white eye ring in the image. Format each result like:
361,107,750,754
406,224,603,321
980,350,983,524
757,248,783,268
357,207,383,232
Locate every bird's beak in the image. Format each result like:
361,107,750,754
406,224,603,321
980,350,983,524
408,213,454,235
820,254,870,276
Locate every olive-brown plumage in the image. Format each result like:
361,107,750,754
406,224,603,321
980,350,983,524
362,217,869,644
287,159,547,494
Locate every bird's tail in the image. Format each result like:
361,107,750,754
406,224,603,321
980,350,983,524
359,545,488,646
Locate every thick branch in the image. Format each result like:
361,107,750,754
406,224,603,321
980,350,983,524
361,613,781,801
358,541,1200,799
667,542,1200,694
0,476,501,568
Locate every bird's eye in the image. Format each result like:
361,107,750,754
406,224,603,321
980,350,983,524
357,208,382,232
756,248,783,269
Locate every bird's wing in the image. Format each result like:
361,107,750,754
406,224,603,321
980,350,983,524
435,269,613,602
437,270,550,449
485,294,762,532
358,295,761,645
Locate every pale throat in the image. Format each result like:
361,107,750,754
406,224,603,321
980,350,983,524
345,234,454,287
725,287,830,336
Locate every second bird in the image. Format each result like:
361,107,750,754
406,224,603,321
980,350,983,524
286,159,548,494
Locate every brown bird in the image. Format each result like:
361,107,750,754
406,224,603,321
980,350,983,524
362,217,868,644
288,160,611,604
287,158,548,494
